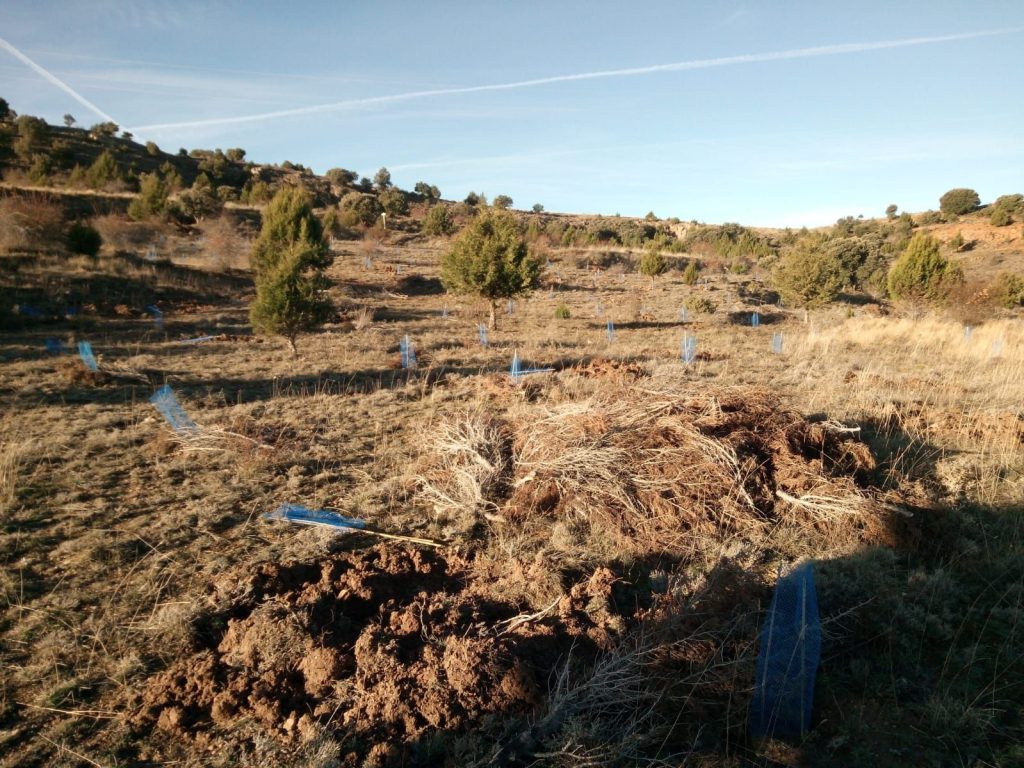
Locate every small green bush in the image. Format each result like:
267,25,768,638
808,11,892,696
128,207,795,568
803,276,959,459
991,207,1012,227
66,222,102,257
128,172,168,221
993,272,1024,308
684,295,716,314
887,233,963,302
422,204,455,236
638,248,667,280
493,195,513,210
682,260,700,285
378,187,408,216
554,303,571,319
773,248,846,308
339,192,382,228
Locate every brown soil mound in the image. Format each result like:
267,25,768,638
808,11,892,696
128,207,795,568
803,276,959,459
132,547,639,763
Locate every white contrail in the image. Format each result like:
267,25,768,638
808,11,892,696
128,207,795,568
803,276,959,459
0,36,122,126
134,27,1019,132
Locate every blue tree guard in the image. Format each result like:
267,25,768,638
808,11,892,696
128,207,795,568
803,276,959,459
595,302,604,317
772,332,784,354
681,334,697,364
752,311,760,328
510,351,553,384
147,305,163,331
17,305,43,319
606,319,615,342
45,338,65,355
507,299,516,314
77,341,98,371
441,305,449,318
149,385,198,434
478,324,489,348
679,307,689,322
363,256,373,270
963,325,972,342
179,335,216,345
400,335,417,369
262,503,366,532
751,562,822,740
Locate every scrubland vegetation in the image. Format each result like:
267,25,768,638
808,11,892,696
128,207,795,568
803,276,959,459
1,101,1022,767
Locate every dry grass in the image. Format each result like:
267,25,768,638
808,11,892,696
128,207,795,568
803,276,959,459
0,425,23,517
0,195,64,252
194,213,251,271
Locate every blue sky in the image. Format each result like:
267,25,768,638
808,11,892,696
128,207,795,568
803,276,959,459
2,1,1022,225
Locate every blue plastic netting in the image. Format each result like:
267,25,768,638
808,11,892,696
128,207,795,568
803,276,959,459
750,561,821,740
149,385,198,433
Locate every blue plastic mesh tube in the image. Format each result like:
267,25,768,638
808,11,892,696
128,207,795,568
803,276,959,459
262,503,366,531
750,561,822,740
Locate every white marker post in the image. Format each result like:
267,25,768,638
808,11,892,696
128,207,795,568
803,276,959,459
381,212,387,230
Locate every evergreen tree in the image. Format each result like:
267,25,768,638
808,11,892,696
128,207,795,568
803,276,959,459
887,233,963,302
248,188,333,352
440,208,540,328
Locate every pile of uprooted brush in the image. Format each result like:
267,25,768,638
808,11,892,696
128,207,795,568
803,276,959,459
414,381,908,556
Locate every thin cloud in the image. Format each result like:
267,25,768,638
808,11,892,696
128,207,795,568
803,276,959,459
0,36,121,126
134,27,1020,132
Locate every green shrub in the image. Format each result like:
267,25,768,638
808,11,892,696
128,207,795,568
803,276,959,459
128,172,168,220
440,208,541,328
684,295,716,314
66,222,102,257
916,210,942,226
939,188,980,216
638,247,667,282
887,233,963,302
554,303,571,319
373,167,391,191
885,204,898,220
493,195,513,210
339,192,382,228
948,231,965,251
682,260,700,285
422,204,455,236
991,206,1012,227
773,248,846,308
86,150,121,189
378,187,408,216
993,272,1024,308
532,203,544,213
145,141,160,156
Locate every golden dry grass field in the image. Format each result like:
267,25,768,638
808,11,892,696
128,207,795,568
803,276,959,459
1,217,1022,767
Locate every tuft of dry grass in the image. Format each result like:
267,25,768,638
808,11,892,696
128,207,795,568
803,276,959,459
0,426,24,517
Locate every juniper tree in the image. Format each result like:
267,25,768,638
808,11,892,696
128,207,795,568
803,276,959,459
440,208,541,329
249,240,334,354
887,233,963,302
639,242,668,288
248,188,333,352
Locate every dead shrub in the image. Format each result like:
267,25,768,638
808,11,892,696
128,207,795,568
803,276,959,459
93,213,160,253
0,195,64,252
197,214,251,271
